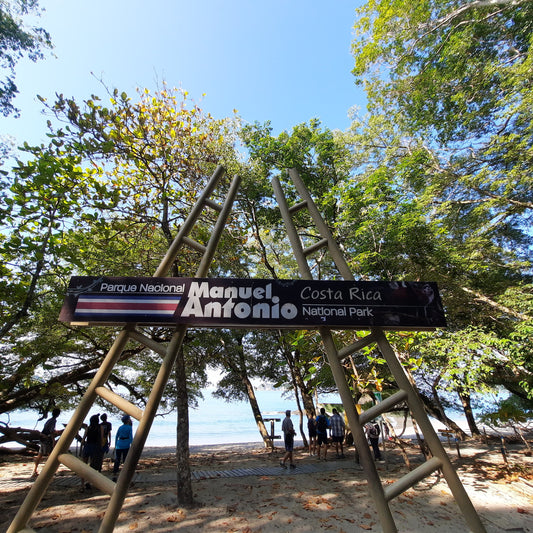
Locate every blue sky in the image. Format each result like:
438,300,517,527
3,0,367,149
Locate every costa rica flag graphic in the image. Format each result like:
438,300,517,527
74,294,181,321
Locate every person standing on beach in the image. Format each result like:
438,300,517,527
316,407,329,460
330,408,346,459
365,421,382,461
113,415,133,480
280,410,296,469
94,413,112,472
100,413,112,455
32,408,62,477
307,415,317,455
80,414,102,490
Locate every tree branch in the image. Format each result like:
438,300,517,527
461,286,531,321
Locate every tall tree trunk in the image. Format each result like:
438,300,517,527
218,333,274,449
243,375,274,449
234,335,273,449
457,388,480,436
292,384,308,448
281,341,316,417
175,347,193,506
291,351,316,418
284,349,309,447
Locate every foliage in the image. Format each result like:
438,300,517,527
0,85,241,415
239,121,357,405
346,0,533,410
479,394,533,428
2,0,533,437
0,0,51,116
351,0,533,245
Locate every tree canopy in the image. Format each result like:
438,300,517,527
1,0,532,445
0,0,51,117
0,86,242,416
346,0,533,422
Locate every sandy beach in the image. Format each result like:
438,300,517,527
1,436,532,532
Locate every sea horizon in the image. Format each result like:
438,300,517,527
1,386,479,452
2,388,346,449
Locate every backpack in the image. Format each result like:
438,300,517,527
316,415,328,432
366,423,380,438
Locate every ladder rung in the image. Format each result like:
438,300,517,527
384,456,443,501
303,237,328,256
203,198,223,212
288,200,307,214
338,333,377,359
129,330,167,357
359,390,408,425
182,236,207,253
95,387,144,420
58,453,116,495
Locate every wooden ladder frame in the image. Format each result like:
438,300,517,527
272,168,486,533
8,165,241,533
9,164,486,533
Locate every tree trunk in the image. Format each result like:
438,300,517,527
282,342,316,423
0,425,41,450
291,352,316,417
234,336,273,449
419,391,468,439
293,385,308,448
285,352,309,447
458,388,480,436
175,347,194,506
243,375,274,450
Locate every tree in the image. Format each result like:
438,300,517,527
239,121,367,424
0,86,240,413
0,0,51,116
191,329,281,449
345,0,533,422
1,84,247,506
0,144,105,415
351,0,533,242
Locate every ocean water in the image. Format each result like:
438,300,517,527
1,389,343,448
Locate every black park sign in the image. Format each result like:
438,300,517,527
59,277,446,330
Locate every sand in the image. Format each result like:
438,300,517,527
1,437,532,532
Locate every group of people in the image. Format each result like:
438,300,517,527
80,413,112,473
32,409,134,485
280,407,383,467
80,413,133,488
307,407,347,460
34,406,382,481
